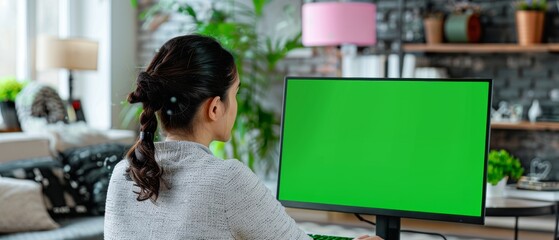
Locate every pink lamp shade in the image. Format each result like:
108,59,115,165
302,2,376,47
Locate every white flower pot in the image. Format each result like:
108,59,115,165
486,177,508,199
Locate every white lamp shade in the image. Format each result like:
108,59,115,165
302,2,376,46
36,36,99,71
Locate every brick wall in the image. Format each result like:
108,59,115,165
137,0,559,178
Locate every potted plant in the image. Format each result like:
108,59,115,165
515,0,547,45
0,76,25,130
487,149,524,198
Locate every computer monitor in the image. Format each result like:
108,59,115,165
277,77,492,240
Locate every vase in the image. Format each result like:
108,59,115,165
444,13,481,43
0,101,20,130
423,18,444,44
486,177,508,199
516,10,545,45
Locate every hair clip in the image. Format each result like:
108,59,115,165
139,131,153,141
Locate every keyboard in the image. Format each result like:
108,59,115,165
308,234,353,240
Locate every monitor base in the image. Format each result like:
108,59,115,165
376,215,400,240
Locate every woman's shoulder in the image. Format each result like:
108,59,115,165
113,159,129,172
220,159,262,187
108,159,129,181
221,159,251,175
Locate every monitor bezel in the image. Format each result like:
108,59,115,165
276,77,492,225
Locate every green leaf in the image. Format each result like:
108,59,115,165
119,102,142,129
185,5,198,23
252,0,269,17
130,0,138,8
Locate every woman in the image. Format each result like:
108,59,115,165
104,35,380,240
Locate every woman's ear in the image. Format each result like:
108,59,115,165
206,96,223,121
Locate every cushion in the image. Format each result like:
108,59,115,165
0,216,104,240
0,157,89,217
61,143,129,215
36,122,111,152
0,132,52,163
0,177,59,233
15,82,67,131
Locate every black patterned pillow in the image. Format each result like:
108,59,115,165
0,157,89,218
60,143,128,215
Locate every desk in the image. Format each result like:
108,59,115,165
486,197,556,240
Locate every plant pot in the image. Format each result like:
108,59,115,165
0,101,20,130
486,177,508,199
444,13,482,43
516,10,545,45
423,18,444,44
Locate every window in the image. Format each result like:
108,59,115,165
36,0,60,85
0,0,61,83
0,0,18,78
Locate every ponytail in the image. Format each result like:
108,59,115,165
125,73,164,202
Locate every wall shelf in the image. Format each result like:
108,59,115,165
491,121,559,131
403,44,559,53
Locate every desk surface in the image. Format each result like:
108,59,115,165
486,197,556,217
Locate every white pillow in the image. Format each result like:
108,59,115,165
22,121,110,152
0,177,59,233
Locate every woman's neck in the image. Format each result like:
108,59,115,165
165,131,212,147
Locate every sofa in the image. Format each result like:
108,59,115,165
0,130,134,240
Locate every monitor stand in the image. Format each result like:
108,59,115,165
376,215,400,240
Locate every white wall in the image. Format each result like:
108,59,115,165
71,0,136,130
109,0,138,130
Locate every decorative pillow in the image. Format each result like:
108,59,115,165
0,177,59,233
35,121,111,152
15,82,67,131
0,157,89,218
61,143,129,215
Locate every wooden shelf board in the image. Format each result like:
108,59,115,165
491,121,559,131
404,44,559,53
548,44,559,52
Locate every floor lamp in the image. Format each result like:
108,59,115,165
37,36,99,122
302,2,376,77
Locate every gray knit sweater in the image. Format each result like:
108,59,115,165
104,141,310,240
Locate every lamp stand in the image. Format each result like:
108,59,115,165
67,70,86,122
341,44,358,77
68,70,74,102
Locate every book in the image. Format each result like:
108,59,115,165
506,185,559,202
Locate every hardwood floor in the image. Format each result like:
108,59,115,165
288,208,555,240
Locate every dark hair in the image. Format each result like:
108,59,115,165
126,34,237,202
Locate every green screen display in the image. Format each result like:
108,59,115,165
278,78,490,218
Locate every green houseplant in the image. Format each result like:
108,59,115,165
516,0,547,10
515,0,547,45
0,76,25,102
0,76,26,129
128,0,302,175
487,149,524,186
